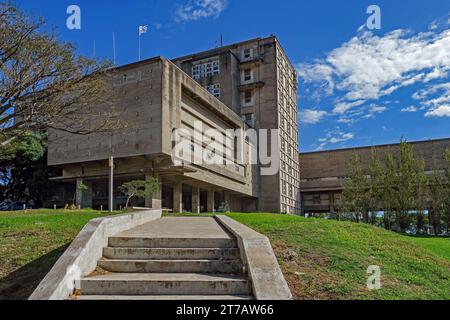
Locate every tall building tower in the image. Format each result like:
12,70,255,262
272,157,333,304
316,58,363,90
172,36,300,214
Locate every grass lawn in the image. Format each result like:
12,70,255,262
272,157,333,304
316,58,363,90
170,212,450,300
0,210,449,300
0,209,117,300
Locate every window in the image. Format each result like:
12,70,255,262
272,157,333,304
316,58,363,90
243,113,255,127
205,84,220,97
243,90,253,105
243,69,252,82
192,59,220,80
242,48,253,61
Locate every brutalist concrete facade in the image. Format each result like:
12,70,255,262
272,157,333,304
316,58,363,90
47,57,258,212
299,138,450,214
172,36,300,214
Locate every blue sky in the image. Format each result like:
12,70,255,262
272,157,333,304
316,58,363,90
15,0,450,152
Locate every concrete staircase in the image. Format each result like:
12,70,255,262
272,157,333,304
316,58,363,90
73,234,253,300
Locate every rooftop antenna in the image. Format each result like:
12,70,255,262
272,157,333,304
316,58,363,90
220,34,223,47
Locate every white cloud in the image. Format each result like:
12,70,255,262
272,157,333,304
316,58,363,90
401,105,419,112
175,0,228,22
333,99,366,114
425,105,450,117
298,27,450,118
315,128,355,150
300,109,328,124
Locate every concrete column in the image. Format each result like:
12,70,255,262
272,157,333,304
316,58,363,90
145,174,162,209
82,181,93,209
191,186,200,214
173,181,183,213
223,191,231,212
75,178,83,208
207,189,215,212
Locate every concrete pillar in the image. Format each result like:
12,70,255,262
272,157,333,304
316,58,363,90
191,186,200,214
223,191,231,212
75,178,83,208
145,174,162,209
207,189,215,212
173,181,183,213
82,181,93,209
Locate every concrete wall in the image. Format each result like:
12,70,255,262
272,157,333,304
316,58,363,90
29,209,162,300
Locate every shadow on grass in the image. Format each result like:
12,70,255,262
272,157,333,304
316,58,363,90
0,244,69,300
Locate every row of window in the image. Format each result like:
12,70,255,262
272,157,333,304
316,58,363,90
205,84,220,97
192,60,220,80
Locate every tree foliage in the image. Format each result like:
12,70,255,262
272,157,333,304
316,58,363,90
0,2,120,145
0,131,50,206
341,141,450,234
119,179,160,209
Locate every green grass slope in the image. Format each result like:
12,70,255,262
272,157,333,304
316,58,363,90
0,210,449,300
0,209,116,299
222,213,450,300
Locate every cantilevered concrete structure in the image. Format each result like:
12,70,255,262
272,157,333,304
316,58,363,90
48,57,257,212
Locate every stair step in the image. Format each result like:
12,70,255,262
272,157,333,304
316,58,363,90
72,295,253,300
98,259,243,273
103,247,240,260
108,237,236,249
79,273,251,296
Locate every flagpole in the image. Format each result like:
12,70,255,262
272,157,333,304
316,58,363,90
138,33,141,61
112,32,116,65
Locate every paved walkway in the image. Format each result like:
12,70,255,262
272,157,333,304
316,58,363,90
115,217,233,240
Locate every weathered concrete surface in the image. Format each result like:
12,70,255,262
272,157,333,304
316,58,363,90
103,247,240,260
29,208,162,300
78,273,251,296
215,215,292,300
115,217,233,239
97,258,242,273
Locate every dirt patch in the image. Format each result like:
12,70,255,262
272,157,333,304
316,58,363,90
272,241,361,300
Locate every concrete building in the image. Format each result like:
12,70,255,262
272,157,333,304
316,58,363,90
47,36,300,214
299,138,450,215
172,36,300,214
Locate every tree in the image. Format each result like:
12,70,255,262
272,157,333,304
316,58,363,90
341,153,369,222
0,3,120,145
382,150,397,230
395,141,417,232
414,158,428,233
429,164,445,235
368,148,383,225
443,149,450,233
0,131,50,206
119,179,160,209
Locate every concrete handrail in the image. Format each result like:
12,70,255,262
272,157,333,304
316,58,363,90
215,215,292,300
29,208,162,300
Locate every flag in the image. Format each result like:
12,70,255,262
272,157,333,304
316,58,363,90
139,25,148,36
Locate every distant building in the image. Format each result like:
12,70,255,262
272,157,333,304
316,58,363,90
299,138,450,215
